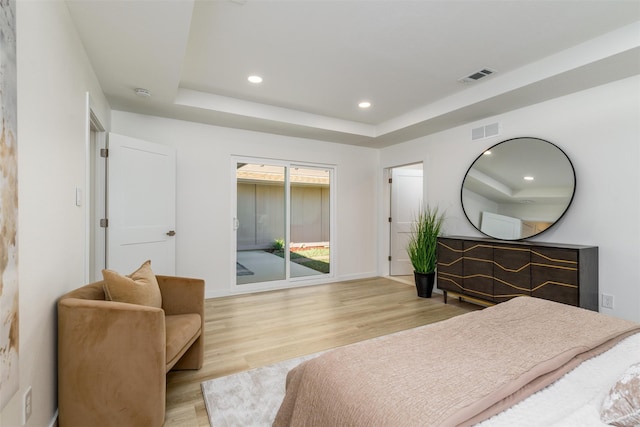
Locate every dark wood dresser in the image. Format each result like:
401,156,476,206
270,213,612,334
437,236,599,311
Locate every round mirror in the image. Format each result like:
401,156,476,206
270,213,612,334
461,137,576,240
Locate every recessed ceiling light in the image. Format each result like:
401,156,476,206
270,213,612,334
524,176,534,181
248,75,263,84
358,101,371,109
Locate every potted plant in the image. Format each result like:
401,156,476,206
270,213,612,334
407,205,445,298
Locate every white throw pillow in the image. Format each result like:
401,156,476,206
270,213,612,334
601,362,640,427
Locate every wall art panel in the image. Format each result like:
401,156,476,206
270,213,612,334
0,0,18,410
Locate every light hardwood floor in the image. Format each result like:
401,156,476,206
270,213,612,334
163,277,479,426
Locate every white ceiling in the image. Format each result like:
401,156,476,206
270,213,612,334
65,0,640,148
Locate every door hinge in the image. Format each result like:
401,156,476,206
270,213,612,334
388,217,392,222
100,148,109,158
388,255,392,261
388,178,392,184
99,218,108,228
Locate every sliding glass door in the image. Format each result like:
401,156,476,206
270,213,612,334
235,163,286,284
234,158,332,286
289,166,331,278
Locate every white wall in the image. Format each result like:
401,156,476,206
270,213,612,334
380,75,640,322
110,112,380,298
1,2,111,427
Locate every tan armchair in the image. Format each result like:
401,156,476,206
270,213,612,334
57,275,204,427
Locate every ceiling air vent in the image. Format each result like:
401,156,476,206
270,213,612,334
458,68,497,83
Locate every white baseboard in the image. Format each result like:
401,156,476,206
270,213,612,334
204,272,379,299
335,271,378,282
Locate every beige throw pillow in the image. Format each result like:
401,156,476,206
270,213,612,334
102,260,162,308
601,362,640,427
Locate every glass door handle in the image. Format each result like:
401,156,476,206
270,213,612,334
233,218,239,230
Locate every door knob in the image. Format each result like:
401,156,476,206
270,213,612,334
166,230,176,236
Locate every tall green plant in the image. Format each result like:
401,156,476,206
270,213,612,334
407,206,445,274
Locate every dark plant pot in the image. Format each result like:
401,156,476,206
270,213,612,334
414,271,435,298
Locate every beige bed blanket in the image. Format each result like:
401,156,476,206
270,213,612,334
273,297,640,427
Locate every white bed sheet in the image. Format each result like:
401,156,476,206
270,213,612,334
477,332,640,427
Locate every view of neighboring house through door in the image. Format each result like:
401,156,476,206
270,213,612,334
389,163,424,276
233,157,334,288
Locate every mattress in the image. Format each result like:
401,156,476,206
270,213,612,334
274,297,640,427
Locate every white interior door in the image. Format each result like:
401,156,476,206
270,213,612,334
390,166,423,275
106,133,176,275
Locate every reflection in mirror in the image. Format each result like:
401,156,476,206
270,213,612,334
461,137,575,240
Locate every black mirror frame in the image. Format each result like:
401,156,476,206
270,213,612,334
460,137,576,241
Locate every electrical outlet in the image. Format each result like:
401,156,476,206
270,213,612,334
602,294,614,309
23,386,32,425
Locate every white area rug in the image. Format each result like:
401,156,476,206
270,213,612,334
201,351,325,427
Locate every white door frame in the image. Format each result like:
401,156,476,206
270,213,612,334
84,93,106,283
389,165,424,275
383,162,424,278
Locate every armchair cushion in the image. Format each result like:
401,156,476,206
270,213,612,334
165,314,202,371
102,260,162,308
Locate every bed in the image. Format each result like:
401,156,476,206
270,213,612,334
273,297,640,427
